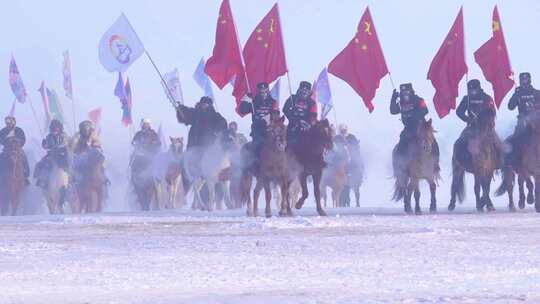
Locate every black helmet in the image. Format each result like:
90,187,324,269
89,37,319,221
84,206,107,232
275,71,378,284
519,72,531,87
467,79,481,91
299,81,312,91
399,83,413,92
49,119,63,133
256,82,269,90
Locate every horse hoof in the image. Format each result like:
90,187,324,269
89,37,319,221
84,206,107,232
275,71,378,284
476,207,484,213
429,205,437,213
317,209,327,216
527,194,535,205
509,205,517,213
519,199,526,209
278,210,287,217
448,203,455,212
487,206,496,212
415,209,422,215
295,202,303,210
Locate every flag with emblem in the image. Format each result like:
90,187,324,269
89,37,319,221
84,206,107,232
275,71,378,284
9,56,27,103
314,68,333,120
62,50,73,100
474,6,513,108
205,0,244,89
99,13,145,73
88,107,102,135
193,57,215,98
427,7,467,118
236,3,287,96
328,7,388,113
162,68,184,105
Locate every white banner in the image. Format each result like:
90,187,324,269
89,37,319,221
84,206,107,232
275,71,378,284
99,14,144,73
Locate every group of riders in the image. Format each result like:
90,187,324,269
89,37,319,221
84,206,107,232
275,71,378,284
0,72,538,212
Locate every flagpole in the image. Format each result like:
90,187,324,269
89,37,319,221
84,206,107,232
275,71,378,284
275,3,294,97
387,73,396,90
27,96,44,137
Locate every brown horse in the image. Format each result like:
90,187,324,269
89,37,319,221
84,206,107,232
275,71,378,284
245,116,291,217
449,110,500,212
162,137,184,209
321,138,350,208
73,147,107,213
392,119,439,214
0,137,27,216
290,119,333,216
496,111,540,212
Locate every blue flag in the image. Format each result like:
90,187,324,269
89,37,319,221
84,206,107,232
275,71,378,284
315,68,333,120
270,78,280,104
193,57,214,99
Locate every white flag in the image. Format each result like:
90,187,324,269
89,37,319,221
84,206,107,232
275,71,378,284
162,68,184,105
99,14,144,73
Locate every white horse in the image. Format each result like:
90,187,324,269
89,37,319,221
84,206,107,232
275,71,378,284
44,163,70,214
184,132,235,211
155,137,185,209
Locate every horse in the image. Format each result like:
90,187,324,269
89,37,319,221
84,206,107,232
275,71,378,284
321,138,350,208
130,149,160,211
344,138,364,207
160,137,185,209
184,131,235,212
392,119,440,214
73,147,107,213
290,119,333,216
449,110,501,212
38,149,71,214
0,137,27,216
496,111,540,212
245,116,291,217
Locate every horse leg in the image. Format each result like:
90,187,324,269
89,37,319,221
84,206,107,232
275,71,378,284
484,176,495,212
429,180,437,213
354,186,360,208
253,179,263,217
474,175,483,212
208,181,217,212
403,178,413,214
413,183,422,215
313,171,326,216
526,176,535,206
518,175,526,209
279,181,290,217
534,174,540,212
295,172,308,210
264,181,272,218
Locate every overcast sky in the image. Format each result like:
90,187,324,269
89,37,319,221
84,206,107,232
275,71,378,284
2,0,540,206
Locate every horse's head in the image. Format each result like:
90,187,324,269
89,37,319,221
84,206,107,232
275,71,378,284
266,116,287,152
416,119,435,153
169,136,184,156
476,108,496,133
313,119,333,151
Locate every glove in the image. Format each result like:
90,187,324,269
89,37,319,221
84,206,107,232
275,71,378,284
391,89,399,102
241,94,253,104
299,120,310,131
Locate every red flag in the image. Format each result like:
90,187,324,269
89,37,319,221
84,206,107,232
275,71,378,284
328,7,388,113
474,6,513,108
88,107,102,135
205,0,244,89
239,3,288,95
427,7,467,118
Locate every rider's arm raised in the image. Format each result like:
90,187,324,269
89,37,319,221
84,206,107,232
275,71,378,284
456,96,470,123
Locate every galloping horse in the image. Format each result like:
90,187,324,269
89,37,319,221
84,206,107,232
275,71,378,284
245,116,291,217
496,111,540,212
290,119,333,216
131,149,159,211
0,137,27,215
321,138,350,208
160,137,185,209
73,147,107,213
392,119,439,214
450,109,500,212
41,149,71,214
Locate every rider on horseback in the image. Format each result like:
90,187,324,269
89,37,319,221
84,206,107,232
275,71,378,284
34,119,70,189
283,81,317,149
0,116,30,184
455,79,503,165
71,120,108,186
228,121,248,147
390,83,439,163
176,96,228,150
132,118,161,157
238,82,280,164
507,72,540,167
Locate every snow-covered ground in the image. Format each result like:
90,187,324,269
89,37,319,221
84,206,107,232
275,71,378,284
1,207,539,304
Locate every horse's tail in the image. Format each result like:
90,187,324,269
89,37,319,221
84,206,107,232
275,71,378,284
451,157,466,203
392,175,408,202
495,166,514,197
